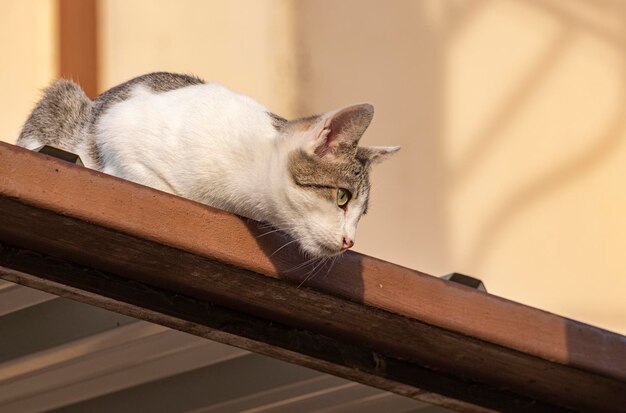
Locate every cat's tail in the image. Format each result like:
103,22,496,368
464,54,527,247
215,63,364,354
17,79,92,152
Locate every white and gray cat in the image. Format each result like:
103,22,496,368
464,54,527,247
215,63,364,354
18,72,399,257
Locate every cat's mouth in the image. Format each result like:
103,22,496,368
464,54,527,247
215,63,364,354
309,241,345,257
287,227,345,258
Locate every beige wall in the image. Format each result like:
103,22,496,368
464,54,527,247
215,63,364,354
2,0,625,333
291,0,626,333
443,0,626,332
99,0,299,117
0,0,57,143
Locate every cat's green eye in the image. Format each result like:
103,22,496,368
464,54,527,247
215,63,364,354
337,188,351,208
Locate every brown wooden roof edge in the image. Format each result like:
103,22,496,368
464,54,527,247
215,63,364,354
1,141,625,412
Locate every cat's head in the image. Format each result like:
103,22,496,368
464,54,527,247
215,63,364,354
275,104,399,257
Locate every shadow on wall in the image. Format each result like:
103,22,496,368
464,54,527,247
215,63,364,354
456,0,626,270
291,0,451,274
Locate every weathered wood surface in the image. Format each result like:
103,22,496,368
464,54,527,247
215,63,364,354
1,142,625,412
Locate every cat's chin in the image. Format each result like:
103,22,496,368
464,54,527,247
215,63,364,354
301,242,344,258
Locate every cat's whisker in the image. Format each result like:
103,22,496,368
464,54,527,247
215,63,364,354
255,224,302,239
284,256,319,273
269,233,322,257
255,228,284,238
322,255,339,280
257,222,280,230
307,257,327,275
313,257,333,281
297,257,328,288
270,238,303,257
297,262,320,288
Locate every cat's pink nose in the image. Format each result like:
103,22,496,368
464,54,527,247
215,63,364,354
342,237,354,250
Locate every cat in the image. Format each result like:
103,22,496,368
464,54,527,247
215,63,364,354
17,72,399,258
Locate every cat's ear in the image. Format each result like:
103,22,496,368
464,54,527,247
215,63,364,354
357,146,401,165
307,104,374,157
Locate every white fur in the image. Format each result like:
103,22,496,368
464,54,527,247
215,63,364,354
91,83,363,257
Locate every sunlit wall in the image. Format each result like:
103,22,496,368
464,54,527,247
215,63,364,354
2,0,625,333
0,0,57,143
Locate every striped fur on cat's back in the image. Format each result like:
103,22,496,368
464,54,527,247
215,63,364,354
19,72,203,169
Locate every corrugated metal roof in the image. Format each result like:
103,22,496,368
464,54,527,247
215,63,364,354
0,281,454,413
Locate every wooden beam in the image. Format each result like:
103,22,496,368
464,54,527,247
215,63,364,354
0,142,625,412
59,0,98,98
